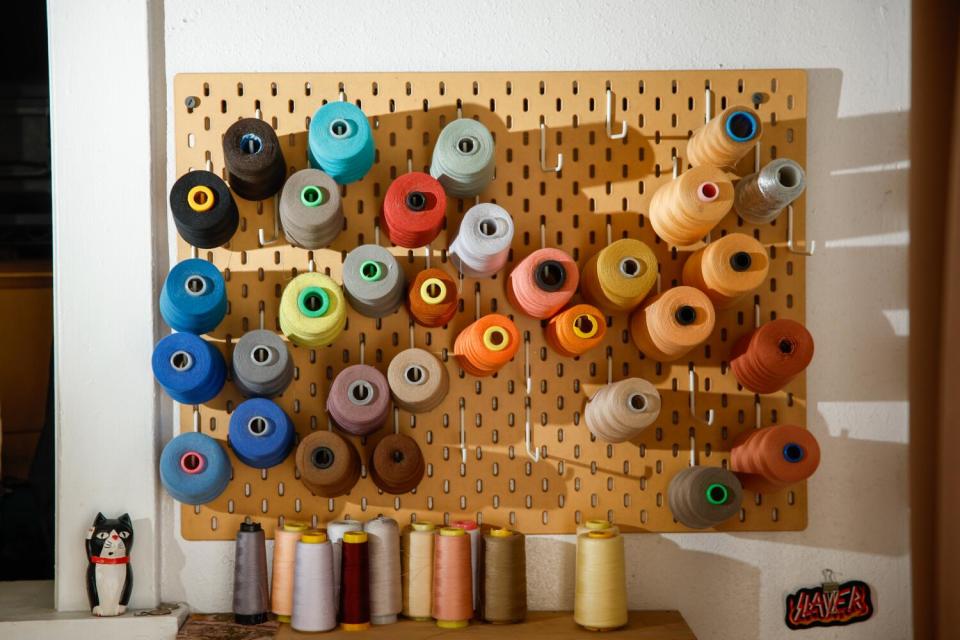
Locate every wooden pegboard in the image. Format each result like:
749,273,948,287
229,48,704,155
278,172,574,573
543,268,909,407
172,71,808,540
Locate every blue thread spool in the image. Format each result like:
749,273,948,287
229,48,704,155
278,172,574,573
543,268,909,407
782,442,805,463
724,110,759,143
308,102,375,184
159,431,232,504
159,259,228,334
228,398,295,469
151,332,226,404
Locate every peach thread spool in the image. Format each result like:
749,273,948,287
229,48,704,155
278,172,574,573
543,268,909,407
545,304,607,357
402,522,435,621
432,527,473,629
681,233,769,309
581,238,658,312
649,165,735,247
270,520,307,623
453,314,520,377
506,248,580,319
687,105,763,169
574,528,628,631
630,286,716,362
452,519,481,613
731,425,821,493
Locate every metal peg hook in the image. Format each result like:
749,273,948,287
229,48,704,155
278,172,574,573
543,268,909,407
193,405,201,433
190,245,198,259
755,395,762,429
688,366,715,426
524,398,540,462
704,87,713,125
689,428,697,467
786,205,816,255
258,195,281,246
339,91,346,102
458,398,467,464
605,88,627,140
539,122,563,172
524,333,532,395
672,154,680,179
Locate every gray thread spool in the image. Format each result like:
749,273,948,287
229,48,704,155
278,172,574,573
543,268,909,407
363,516,402,625
327,519,363,614
448,203,514,278
279,168,344,248
734,158,806,225
584,378,661,443
341,244,406,318
667,466,743,529
430,118,496,197
232,329,294,398
232,520,269,625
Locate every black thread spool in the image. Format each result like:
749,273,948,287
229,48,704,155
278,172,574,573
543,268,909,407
222,118,287,201
169,171,240,248
233,520,269,625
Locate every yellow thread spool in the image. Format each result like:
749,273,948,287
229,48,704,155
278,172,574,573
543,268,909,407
581,239,658,312
300,528,327,544
482,326,510,351
420,278,446,304
187,185,215,213
574,529,628,631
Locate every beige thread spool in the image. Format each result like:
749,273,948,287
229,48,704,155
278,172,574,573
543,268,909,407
387,347,449,413
687,105,763,169
481,529,527,624
402,522,435,620
681,233,769,309
575,519,621,536
649,165,734,247
584,378,661,443
574,529,628,631
630,286,716,361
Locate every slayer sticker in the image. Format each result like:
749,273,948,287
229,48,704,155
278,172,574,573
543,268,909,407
785,579,873,630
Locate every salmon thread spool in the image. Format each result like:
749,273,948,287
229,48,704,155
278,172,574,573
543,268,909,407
270,520,307,623
574,529,627,631
402,522,435,621
408,268,459,328
545,304,607,357
584,378,661,443
454,314,520,377
681,233,770,309
382,172,447,248
687,105,763,169
731,425,821,493
581,238,658,312
340,530,371,631
481,529,527,624
630,286,716,362
506,248,580,319
730,319,814,393
432,527,473,629
649,165,735,247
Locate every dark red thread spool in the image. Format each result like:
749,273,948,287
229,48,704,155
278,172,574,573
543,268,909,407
340,530,371,631
382,172,447,248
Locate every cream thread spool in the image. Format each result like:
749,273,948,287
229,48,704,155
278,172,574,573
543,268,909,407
574,529,628,631
584,378,661,443
575,519,621,536
270,520,307,623
291,529,336,632
363,516,402,625
402,522,435,620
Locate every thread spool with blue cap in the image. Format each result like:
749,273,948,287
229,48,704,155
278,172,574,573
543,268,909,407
151,332,226,405
308,101,375,184
159,258,227,334
228,398,295,469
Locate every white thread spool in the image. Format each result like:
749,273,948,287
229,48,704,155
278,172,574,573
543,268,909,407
326,518,363,614
291,529,336,632
364,515,402,624
448,203,514,278
402,522,435,620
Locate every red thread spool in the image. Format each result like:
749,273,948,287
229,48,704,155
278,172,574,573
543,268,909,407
506,248,580,319
545,304,607,357
731,425,821,493
408,268,458,328
453,314,520,377
730,319,814,393
432,527,473,629
340,530,371,631
382,172,447,248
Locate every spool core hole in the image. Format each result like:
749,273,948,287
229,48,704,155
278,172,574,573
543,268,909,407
405,191,427,212
404,365,425,385
179,451,205,474
252,346,270,364
783,443,804,463
697,181,719,202
706,483,729,505
457,136,477,154
170,351,193,372
239,133,263,154
426,283,440,298
360,260,383,282
185,275,206,295
330,119,350,138
675,305,697,326
304,293,323,311
730,251,753,272
311,446,334,469
392,450,405,463
300,185,326,207
776,165,800,188
193,191,208,205
619,257,641,278
628,393,647,412
348,380,373,405
535,260,566,291
726,112,757,141
479,218,498,237
248,417,268,436
489,330,505,346
778,339,795,355
574,315,595,335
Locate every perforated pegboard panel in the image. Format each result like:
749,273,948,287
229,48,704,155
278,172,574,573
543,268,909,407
173,71,808,540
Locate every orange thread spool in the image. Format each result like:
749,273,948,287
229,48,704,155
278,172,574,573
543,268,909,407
545,304,607,357
453,314,520,377
730,319,814,393
687,105,763,169
681,233,769,309
731,425,821,493
408,268,458,328
649,165,735,247
432,527,473,629
506,248,579,319
630,286,716,361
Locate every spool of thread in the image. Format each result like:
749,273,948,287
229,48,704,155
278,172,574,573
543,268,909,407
668,466,743,529
432,527,473,628
271,521,307,623
629,286,716,362
453,314,520,377
687,105,763,169
278,272,347,347
232,329,294,398
584,378,661,443
342,244,405,318
448,203,514,278
295,431,361,498
291,529,336,633
574,529,627,631
481,529,527,624
364,516,402,625
408,268,459,328
387,348,449,413
575,519,620,536
159,258,227,334
649,166,735,247
327,519,363,616
279,168,344,249
169,170,240,249
340,530,372,631
430,118,496,197
681,233,769,309
382,172,447,248
731,425,821,493
730,319,814,393
328,364,390,436
151,332,226,405
368,433,426,494
222,118,287,201
452,520,481,614
506,248,580,319
159,431,231,505
581,239,658,312
227,398,295,469
545,304,607,357
308,102,375,185
734,159,806,225
402,522,435,620
233,520,269,625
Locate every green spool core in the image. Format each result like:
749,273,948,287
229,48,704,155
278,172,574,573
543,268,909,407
706,483,729,505
300,185,326,208
359,260,384,282
297,286,330,318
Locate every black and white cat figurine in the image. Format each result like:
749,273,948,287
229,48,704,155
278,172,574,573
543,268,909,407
85,512,133,616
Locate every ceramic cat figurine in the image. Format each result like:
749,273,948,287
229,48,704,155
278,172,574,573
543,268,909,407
85,512,133,616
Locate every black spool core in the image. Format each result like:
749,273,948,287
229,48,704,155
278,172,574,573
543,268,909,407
405,365,424,384
628,393,646,411
778,339,795,355
458,137,476,154
304,293,323,312
352,382,370,402
675,305,697,326
248,417,267,435
534,260,567,292
405,191,427,212
707,485,728,504
183,453,201,471
730,251,752,272
311,446,335,469
392,450,405,463
783,443,804,463
240,521,262,533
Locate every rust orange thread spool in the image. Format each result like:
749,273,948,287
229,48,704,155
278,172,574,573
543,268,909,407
731,425,821,493
682,233,770,309
432,527,473,629
408,268,458,328
730,319,814,393
687,105,763,169
545,304,607,357
506,248,580,319
630,286,716,362
453,314,520,377
649,165,735,247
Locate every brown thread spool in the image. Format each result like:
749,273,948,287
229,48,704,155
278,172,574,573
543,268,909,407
630,286,716,361
730,319,814,393
368,433,425,494
432,527,473,629
387,347,449,413
545,304,607,357
687,105,763,169
731,425,821,493
581,238,658,312
668,466,743,530
584,378,661,443
481,529,527,624
681,233,770,309
408,268,458,328
649,165,735,247
295,430,360,498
